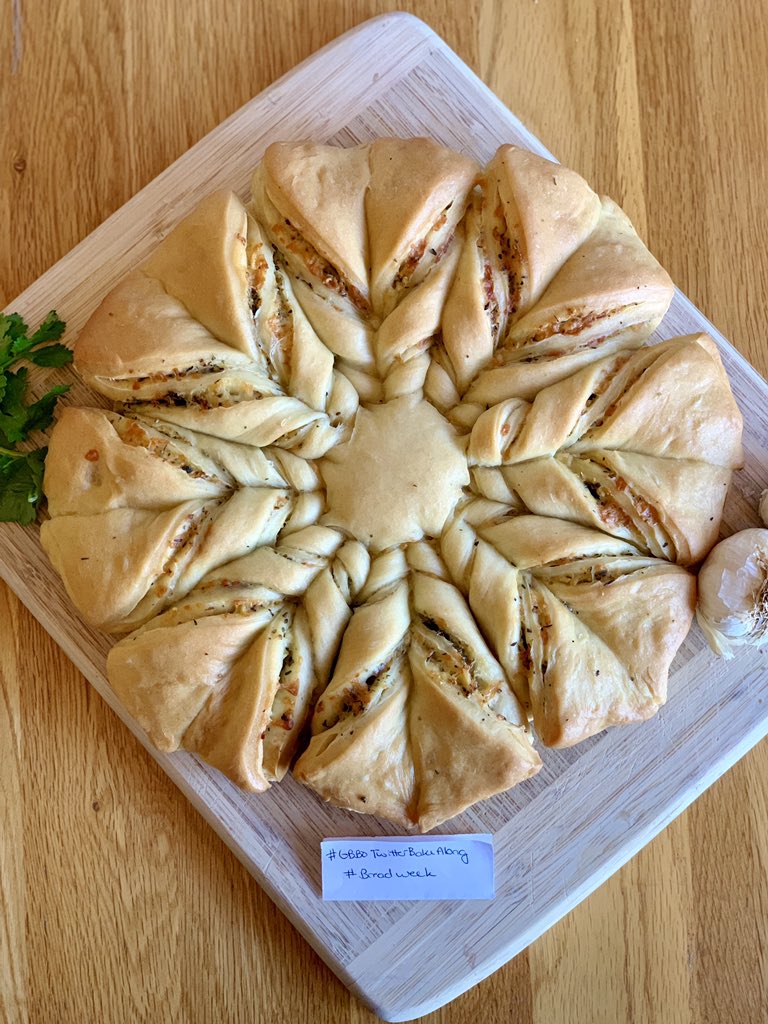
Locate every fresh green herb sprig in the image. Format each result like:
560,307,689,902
0,310,71,524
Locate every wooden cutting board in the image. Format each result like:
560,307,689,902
2,13,768,1021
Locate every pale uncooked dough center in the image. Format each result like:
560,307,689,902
319,396,469,552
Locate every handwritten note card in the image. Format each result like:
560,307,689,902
321,834,494,901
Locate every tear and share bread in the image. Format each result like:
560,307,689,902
463,333,743,565
41,139,742,829
140,190,258,354
463,198,675,404
255,141,371,301
294,546,541,831
483,144,602,320
441,508,697,746
75,268,255,393
366,137,479,317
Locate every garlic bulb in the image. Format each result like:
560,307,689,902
696,529,768,658
760,489,768,527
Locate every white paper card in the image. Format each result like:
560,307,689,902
321,834,494,901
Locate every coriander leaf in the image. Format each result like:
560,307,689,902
0,313,27,364
26,343,73,368
0,368,30,443
0,310,69,524
0,313,28,344
23,384,70,435
29,309,66,345
0,444,26,460
5,309,66,363
0,448,46,525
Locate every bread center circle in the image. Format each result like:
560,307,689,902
319,395,470,552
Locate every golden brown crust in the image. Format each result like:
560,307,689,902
486,144,602,321
257,141,371,302
142,190,257,355
441,505,697,748
75,269,253,391
408,650,541,831
465,198,675,404
293,547,540,830
367,137,479,316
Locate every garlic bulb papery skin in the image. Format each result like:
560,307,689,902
696,528,768,658
760,489,768,527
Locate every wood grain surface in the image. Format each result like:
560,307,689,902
1,2,767,1023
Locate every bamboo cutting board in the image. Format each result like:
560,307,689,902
2,13,768,1021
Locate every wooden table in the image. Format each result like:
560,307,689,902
2,2,767,1021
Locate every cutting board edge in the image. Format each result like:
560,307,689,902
0,543,369,1000
360,713,768,1021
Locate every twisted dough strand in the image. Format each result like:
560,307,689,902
294,541,540,831
107,525,366,791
